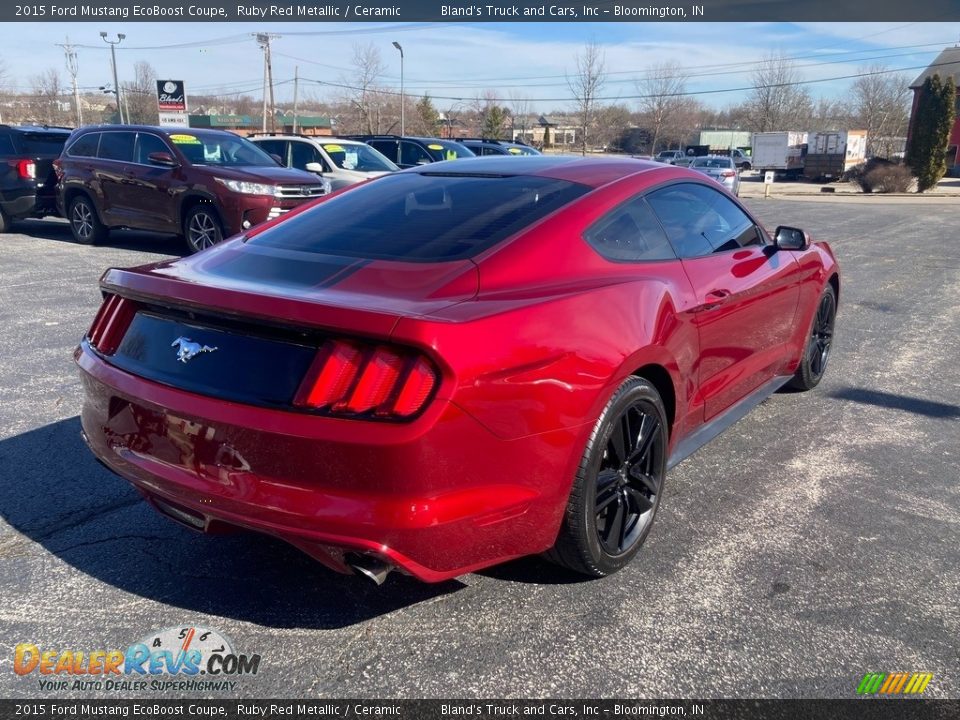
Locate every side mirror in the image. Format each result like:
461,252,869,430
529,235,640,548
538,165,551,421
269,153,283,165
774,226,810,251
147,151,177,168
305,162,325,174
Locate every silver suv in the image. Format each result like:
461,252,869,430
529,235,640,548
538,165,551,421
250,135,398,191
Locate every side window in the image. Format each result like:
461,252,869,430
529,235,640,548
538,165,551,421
290,141,323,170
368,140,397,162
256,139,287,165
97,132,136,162
584,197,676,262
647,183,762,258
135,133,171,164
67,133,101,158
400,141,432,166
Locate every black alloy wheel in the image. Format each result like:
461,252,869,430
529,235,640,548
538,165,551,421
594,403,663,556
547,376,668,577
788,283,837,391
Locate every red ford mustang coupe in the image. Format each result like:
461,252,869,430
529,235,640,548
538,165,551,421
77,156,838,583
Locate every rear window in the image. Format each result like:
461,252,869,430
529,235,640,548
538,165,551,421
246,172,589,262
20,132,68,155
0,135,15,155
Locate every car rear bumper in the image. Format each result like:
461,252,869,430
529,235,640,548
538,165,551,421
77,344,577,582
0,187,42,218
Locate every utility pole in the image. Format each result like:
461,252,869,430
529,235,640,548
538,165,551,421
292,66,299,134
57,36,82,126
254,33,280,133
392,41,404,136
100,32,125,124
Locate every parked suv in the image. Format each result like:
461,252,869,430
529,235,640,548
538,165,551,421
0,124,71,232
250,134,397,191
344,135,475,169
456,138,541,156
56,125,329,253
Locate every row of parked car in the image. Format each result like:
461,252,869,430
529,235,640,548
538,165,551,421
0,122,540,253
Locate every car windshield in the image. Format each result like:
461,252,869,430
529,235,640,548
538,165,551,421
506,145,540,156
167,131,278,167
323,142,397,172
693,158,733,168
245,172,589,262
421,140,476,162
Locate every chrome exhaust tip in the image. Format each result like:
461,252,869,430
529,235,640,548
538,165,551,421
347,555,394,585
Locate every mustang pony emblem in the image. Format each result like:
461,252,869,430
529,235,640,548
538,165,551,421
171,336,218,364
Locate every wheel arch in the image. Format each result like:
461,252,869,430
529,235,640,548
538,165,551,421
828,272,840,305
178,192,220,230
631,363,676,435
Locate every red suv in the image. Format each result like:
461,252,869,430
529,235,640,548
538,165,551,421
56,126,329,252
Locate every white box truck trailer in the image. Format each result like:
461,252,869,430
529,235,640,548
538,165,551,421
751,131,808,178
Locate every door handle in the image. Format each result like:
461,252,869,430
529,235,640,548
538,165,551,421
697,289,731,311
705,289,731,303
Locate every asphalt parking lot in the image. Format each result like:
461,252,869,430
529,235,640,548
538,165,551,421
0,198,958,699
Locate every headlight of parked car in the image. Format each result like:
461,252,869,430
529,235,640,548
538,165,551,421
214,178,280,196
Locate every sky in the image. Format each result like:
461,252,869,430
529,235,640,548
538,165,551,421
1,21,959,112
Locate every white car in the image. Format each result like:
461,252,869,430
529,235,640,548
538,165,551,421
251,135,398,191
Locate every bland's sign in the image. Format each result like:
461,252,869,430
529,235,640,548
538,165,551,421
156,80,187,112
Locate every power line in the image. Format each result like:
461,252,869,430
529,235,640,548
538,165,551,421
302,58,951,104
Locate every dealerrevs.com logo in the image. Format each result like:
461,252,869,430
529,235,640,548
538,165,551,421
14,626,261,692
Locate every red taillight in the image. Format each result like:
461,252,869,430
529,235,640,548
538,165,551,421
87,294,137,355
12,159,36,180
721,170,736,178
294,339,439,420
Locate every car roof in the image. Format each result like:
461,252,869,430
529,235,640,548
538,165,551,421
410,155,668,188
73,125,238,137
250,135,369,146
1,124,72,134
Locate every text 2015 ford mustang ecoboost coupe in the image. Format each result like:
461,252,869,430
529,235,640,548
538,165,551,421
77,156,838,583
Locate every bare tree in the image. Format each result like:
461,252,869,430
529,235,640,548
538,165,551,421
567,40,607,155
637,61,691,153
340,43,388,134
122,61,159,125
850,64,911,158
508,91,533,142
746,52,813,132
472,90,510,139
31,68,68,125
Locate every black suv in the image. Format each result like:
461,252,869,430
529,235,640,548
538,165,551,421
0,124,72,232
344,135,475,169
456,138,541,157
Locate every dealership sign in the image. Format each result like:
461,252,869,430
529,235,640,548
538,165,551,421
156,79,189,128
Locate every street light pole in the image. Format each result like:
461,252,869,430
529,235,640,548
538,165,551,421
100,32,126,124
392,41,404,136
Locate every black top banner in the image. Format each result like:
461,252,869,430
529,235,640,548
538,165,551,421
3,0,960,22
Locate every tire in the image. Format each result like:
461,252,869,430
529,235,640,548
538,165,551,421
183,204,224,254
0,208,10,234
742,163,752,171
68,195,107,245
787,284,836,391
546,376,669,577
